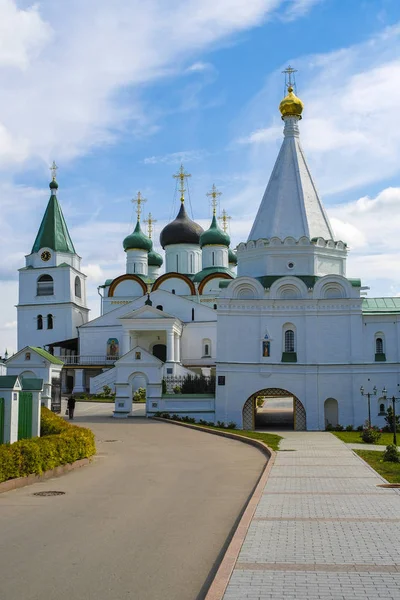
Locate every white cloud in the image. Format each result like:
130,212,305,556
143,150,207,165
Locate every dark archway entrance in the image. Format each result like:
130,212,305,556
242,388,306,431
152,344,167,362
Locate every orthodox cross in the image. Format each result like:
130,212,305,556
218,209,231,232
50,160,58,181
144,212,157,239
282,65,297,91
132,191,147,221
206,184,222,215
173,164,191,202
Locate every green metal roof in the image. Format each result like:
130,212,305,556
29,347,64,365
0,375,19,388
123,220,152,252
200,215,230,248
362,298,400,313
31,185,75,254
21,378,44,390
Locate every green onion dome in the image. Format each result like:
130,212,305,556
123,220,152,252
148,248,163,267
200,215,230,248
228,247,237,265
160,203,203,248
49,179,58,190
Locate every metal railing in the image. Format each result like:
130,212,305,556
61,355,119,366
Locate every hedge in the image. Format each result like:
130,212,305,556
0,407,96,483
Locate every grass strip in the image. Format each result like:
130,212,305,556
332,431,395,445
354,450,400,483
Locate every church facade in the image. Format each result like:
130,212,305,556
15,81,400,430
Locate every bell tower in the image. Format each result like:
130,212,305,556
17,163,89,350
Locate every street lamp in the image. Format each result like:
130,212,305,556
360,384,377,428
382,386,400,446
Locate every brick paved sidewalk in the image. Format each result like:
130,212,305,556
223,432,400,600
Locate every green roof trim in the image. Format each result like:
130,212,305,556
29,347,64,365
0,375,19,388
193,266,235,283
362,298,400,313
32,190,75,254
21,378,44,391
349,278,361,287
256,275,320,289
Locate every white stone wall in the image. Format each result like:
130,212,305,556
126,249,148,276
165,243,202,275
202,245,229,269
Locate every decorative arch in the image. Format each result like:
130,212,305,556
108,274,147,297
202,338,211,357
152,272,196,295
223,277,264,300
198,272,233,295
314,275,351,300
242,388,306,431
269,276,307,300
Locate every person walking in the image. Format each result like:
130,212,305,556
67,395,76,420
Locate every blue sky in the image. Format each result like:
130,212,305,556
2,0,400,352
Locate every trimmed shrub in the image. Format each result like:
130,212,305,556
0,407,96,483
345,425,354,431
133,387,146,403
361,427,382,444
383,444,400,463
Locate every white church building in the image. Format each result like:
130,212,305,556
14,77,400,430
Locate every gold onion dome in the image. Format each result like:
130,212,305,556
279,86,304,119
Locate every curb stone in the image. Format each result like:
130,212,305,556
0,458,91,494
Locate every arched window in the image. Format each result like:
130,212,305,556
203,339,211,357
37,274,54,296
284,329,295,353
376,337,383,354
37,315,43,330
172,289,176,295
213,304,217,310
176,255,179,271
379,403,386,414
191,308,195,321
47,314,53,329
212,251,215,266
190,254,194,273
75,276,81,298
156,305,163,311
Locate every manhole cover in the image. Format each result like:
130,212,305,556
33,491,66,497
377,484,400,488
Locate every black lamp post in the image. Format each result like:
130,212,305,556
382,387,399,447
360,385,377,428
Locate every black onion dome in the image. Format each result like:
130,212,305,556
160,203,204,249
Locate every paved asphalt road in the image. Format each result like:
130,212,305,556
0,403,266,600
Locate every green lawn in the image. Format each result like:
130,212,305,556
332,431,396,445
195,425,282,451
355,450,400,483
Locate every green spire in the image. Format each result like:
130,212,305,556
31,175,75,254
123,219,152,252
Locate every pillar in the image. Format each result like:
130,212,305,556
166,330,175,362
122,330,131,356
0,385,19,444
61,369,68,393
72,369,85,394
131,331,138,349
174,334,180,363
41,382,52,409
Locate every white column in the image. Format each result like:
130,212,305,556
166,330,175,362
72,369,85,394
131,331,138,349
122,330,131,356
174,333,180,363
41,382,52,408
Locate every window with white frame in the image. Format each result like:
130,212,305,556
284,329,295,353
375,336,384,354
37,274,54,296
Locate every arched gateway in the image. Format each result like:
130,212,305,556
242,388,307,431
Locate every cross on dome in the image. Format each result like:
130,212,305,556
173,164,191,203
50,160,58,181
144,212,157,239
132,191,147,221
219,209,231,233
206,184,222,215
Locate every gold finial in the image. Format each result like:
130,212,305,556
144,212,157,239
218,209,231,233
132,191,147,221
279,65,303,119
173,164,191,203
50,160,58,181
206,184,222,216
